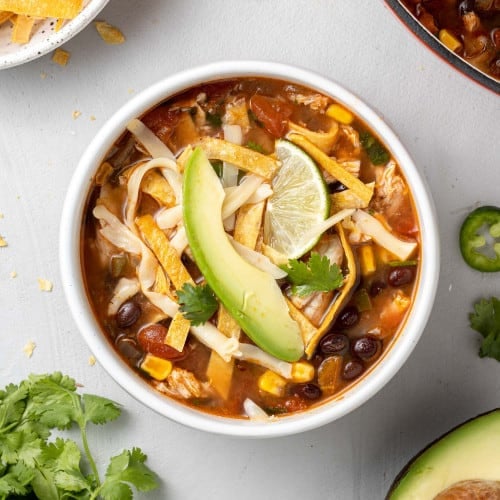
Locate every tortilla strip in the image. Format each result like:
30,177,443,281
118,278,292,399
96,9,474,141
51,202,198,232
194,137,279,180
288,121,339,154
141,170,177,208
233,201,265,249
285,298,318,349
288,132,373,206
0,0,82,19
165,312,191,352
135,214,193,290
330,182,375,213
11,14,34,43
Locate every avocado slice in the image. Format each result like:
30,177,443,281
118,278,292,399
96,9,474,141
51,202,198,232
182,147,304,362
388,409,500,499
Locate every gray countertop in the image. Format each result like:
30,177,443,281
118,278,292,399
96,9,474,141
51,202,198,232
0,1,499,499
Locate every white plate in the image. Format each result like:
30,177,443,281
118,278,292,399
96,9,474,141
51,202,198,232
0,0,109,70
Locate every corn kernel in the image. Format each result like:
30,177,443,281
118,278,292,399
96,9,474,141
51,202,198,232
291,361,315,383
393,291,411,311
141,354,173,381
359,245,376,276
258,370,287,397
439,29,462,53
326,104,354,125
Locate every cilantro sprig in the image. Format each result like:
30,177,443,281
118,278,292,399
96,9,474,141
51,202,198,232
280,253,344,297
0,373,158,500
360,131,390,166
177,283,218,325
469,297,500,361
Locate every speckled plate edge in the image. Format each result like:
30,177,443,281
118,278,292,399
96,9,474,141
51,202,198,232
0,0,109,70
384,0,500,95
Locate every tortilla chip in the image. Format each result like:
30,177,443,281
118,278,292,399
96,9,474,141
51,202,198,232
52,47,70,66
141,170,176,208
0,10,13,24
0,0,82,19
94,21,125,44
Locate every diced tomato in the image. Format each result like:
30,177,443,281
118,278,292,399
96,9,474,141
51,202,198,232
249,95,293,138
141,106,180,144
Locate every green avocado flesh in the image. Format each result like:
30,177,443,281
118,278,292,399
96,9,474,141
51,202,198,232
388,409,500,499
182,147,304,362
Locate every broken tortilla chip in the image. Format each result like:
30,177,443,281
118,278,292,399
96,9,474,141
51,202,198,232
52,47,70,66
94,20,125,44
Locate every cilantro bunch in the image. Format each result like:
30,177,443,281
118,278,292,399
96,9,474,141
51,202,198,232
0,372,158,500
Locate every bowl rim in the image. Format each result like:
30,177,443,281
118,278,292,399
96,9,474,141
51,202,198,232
0,0,109,70
59,60,440,438
384,0,500,95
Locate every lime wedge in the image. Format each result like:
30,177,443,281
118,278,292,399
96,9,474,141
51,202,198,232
264,139,330,259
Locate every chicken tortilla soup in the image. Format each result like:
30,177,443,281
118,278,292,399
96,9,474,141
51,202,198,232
82,78,421,420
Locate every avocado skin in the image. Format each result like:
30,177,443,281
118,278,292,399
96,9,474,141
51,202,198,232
183,148,304,362
387,409,500,499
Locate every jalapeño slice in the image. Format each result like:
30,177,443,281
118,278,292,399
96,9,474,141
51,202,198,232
460,206,500,272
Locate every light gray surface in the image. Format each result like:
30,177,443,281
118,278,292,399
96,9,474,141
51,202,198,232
0,1,499,499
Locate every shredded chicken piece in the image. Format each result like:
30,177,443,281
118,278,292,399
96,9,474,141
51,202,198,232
462,11,481,32
154,368,206,399
223,97,250,131
286,91,329,111
373,161,407,218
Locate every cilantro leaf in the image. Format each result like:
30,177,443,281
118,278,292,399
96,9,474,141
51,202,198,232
0,462,34,497
280,253,344,297
360,131,390,166
82,394,121,426
177,283,218,325
99,448,158,500
246,141,264,153
469,297,500,361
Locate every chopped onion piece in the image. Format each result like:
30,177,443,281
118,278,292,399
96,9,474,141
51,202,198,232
190,323,241,362
169,226,189,255
351,209,417,261
108,278,140,315
222,174,264,220
156,205,183,229
246,183,273,204
223,124,243,146
93,205,143,255
144,290,179,318
237,343,293,379
222,124,242,230
296,208,355,253
243,398,272,421
230,238,287,279
125,157,178,229
126,118,175,160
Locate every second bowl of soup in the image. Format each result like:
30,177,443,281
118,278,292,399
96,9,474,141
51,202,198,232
60,61,439,437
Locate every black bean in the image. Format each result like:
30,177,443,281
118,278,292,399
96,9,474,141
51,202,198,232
387,267,415,287
328,181,347,194
369,280,387,297
116,337,142,362
343,360,364,380
116,300,141,328
352,337,379,361
292,383,322,400
336,306,360,329
319,333,349,356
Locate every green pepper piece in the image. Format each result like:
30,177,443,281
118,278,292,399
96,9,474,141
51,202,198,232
460,206,500,272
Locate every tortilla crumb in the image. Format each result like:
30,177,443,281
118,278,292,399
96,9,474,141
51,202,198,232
23,341,36,358
40,71,47,79
0,236,7,247
52,48,71,66
10,271,17,278
94,21,125,44
0,213,4,218
37,278,53,292
88,355,96,366
90,115,96,121
72,110,82,119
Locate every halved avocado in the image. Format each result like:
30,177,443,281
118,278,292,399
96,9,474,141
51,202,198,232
183,147,304,362
387,409,500,499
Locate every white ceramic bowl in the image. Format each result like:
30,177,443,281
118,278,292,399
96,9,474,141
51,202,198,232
60,61,439,438
0,0,109,70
